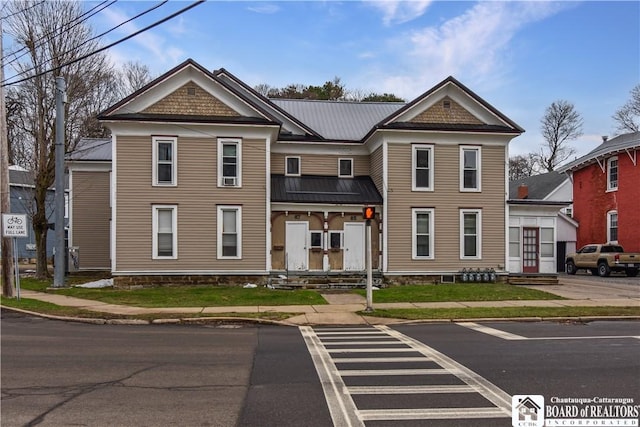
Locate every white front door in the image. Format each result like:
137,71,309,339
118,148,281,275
344,222,365,271
286,222,308,271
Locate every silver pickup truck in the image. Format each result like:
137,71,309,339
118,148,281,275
565,244,640,277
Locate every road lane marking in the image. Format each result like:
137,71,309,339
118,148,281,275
377,325,512,416
457,322,640,341
358,407,509,421
321,340,405,345
338,368,451,376
299,326,364,427
457,322,526,340
347,384,476,394
304,325,513,425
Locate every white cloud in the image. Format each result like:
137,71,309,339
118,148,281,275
247,4,280,14
366,0,434,25
97,6,185,72
374,2,569,99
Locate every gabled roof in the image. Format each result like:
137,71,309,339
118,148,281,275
558,131,640,173
68,138,112,161
271,175,383,205
509,171,568,200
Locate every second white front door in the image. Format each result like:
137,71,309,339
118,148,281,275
344,222,365,271
286,221,308,271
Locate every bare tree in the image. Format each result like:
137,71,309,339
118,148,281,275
612,84,640,133
4,0,116,278
115,61,154,100
509,153,539,181
538,100,583,172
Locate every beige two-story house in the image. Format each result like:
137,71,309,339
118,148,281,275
68,59,523,286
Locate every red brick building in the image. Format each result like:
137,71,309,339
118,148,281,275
559,132,640,252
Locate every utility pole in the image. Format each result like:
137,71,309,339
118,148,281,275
53,77,66,288
1,17,16,297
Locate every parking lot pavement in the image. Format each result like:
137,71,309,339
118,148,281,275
523,272,640,300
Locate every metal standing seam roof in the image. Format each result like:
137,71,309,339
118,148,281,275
271,175,383,204
68,138,112,161
558,132,640,172
271,99,405,141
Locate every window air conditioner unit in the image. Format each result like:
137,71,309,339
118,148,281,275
223,177,237,186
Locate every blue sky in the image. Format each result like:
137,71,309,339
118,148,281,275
14,1,640,160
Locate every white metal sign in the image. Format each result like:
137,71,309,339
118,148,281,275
2,214,28,238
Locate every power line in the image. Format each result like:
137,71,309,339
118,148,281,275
0,0,46,20
2,0,205,87
2,0,117,68
4,0,168,83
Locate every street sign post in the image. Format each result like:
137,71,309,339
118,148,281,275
2,214,27,300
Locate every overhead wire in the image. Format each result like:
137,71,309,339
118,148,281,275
4,0,169,83
1,0,205,87
2,0,116,67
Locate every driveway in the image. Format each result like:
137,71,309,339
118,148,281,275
524,272,640,300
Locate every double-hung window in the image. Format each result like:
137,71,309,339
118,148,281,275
460,146,481,191
540,228,554,257
218,139,241,187
338,158,353,178
153,205,177,259
607,210,618,243
412,144,434,191
460,209,481,259
153,137,176,186
218,206,242,259
412,208,434,259
607,157,618,191
286,156,300,176
509,227,520,257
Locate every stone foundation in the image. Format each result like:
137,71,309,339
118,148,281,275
113,274,268,289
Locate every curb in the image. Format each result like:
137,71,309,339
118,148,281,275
3,305,639,326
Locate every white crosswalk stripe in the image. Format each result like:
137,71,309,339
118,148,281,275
300,325,512,425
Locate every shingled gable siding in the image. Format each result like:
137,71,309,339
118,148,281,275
271,153,370,176
142,82,240,117
71,170,111,269
411,96,483,124
114,135,267,274
385,142,505,272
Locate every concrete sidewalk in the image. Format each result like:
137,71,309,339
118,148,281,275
11,284,640,326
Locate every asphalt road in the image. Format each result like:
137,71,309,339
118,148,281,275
2,310,639,427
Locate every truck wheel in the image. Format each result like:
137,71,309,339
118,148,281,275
597,262,611,277
566,260,577,275
626,268,639,277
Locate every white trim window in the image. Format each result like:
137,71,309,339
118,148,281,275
329,231,343,249
460,146,481,191
412,208,434,259
338,158,353,178
412,144,434,191
218,206,242,259
607,156,618,191
153,205,177,259
509,227,520,257
460,209,482,259
310,231,323,249
218,138,241,187
153,137,176,186
285,156,301,176
540,227,554,257
607,210,618,243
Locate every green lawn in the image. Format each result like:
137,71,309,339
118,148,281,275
355,283,562,302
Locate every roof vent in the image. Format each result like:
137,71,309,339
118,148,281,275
443,100,451,109
187,87,196,96
602,135,608,142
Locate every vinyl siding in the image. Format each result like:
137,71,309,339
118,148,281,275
71,171,111,269
386,142,506,272
115,135,267,272
370,146,383,195
271,153,370,176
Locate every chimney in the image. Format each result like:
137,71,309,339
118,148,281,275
602,135,608,142
518,184,528,199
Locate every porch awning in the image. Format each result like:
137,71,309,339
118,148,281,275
271,175,383,205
